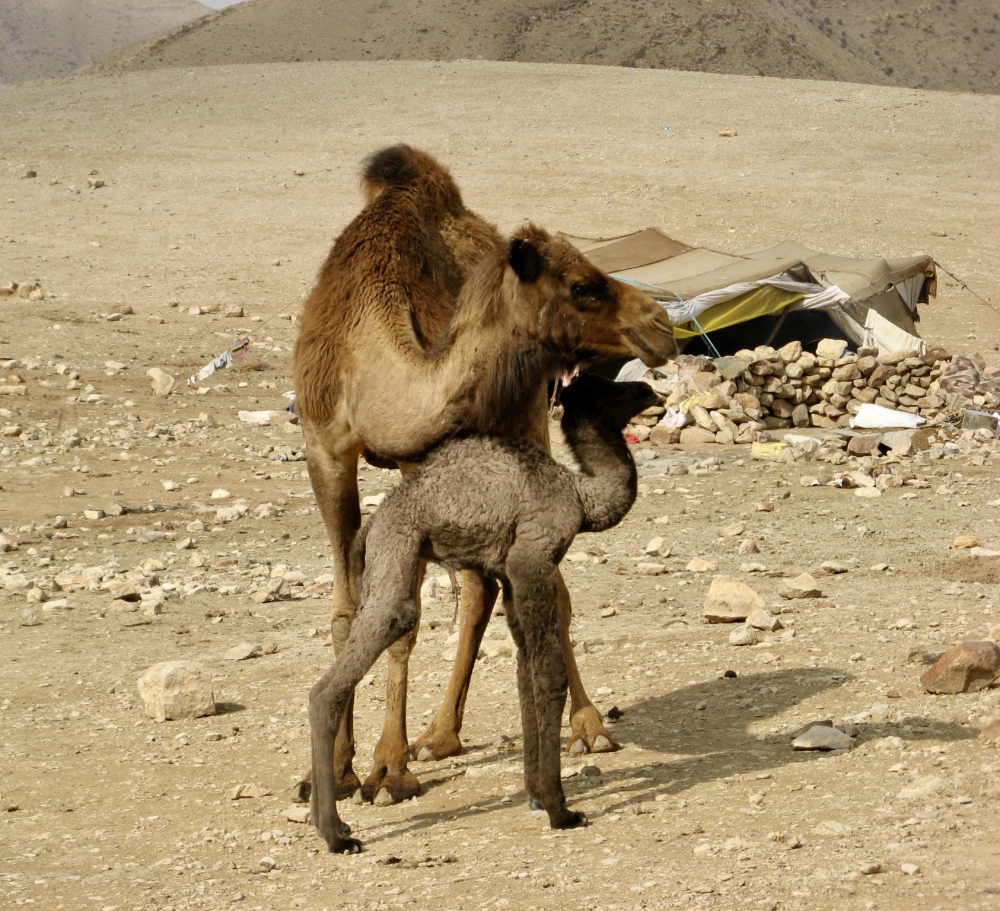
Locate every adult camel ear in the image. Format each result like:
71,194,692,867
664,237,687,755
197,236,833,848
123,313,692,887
508,237,545,283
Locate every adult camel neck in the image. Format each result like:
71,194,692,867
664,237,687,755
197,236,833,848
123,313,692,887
561,411,638,534
430,248,559,440
346,247,556,461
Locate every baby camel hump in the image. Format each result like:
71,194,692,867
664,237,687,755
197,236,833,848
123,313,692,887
411,437,581,574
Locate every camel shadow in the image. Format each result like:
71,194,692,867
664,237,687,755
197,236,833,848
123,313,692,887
559,665,977,815
349,666,976,848
214,701,246,715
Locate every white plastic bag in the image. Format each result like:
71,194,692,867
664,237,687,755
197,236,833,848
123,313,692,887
849,403,926,430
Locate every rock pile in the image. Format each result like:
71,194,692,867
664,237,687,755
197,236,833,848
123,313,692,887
627,340,965,445
0,280,46,300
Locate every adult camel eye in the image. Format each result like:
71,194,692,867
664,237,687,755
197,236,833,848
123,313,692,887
570,282,602,303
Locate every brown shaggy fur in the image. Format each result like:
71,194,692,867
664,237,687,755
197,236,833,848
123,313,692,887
293,145,675,806
309,376,659,853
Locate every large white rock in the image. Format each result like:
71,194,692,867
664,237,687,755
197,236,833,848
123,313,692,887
137,660,216,722
704,577,765,623
816,338,849,359
779,572,823,599
146,367,176,396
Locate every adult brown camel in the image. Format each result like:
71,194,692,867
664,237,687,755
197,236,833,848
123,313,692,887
293,145,676,804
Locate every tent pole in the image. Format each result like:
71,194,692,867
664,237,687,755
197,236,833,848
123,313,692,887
763,309,790,347
676,293,723,360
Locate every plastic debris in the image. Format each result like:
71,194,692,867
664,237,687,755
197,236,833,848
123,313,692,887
187,336,251,386
850,403,926,430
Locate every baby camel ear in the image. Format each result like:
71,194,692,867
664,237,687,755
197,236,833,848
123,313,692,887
508,237,545,283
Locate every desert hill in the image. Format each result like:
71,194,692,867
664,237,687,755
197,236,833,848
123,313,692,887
0,0,213,84
94,0,1000,94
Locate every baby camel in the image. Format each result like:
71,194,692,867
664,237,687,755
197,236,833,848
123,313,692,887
309,375,658,852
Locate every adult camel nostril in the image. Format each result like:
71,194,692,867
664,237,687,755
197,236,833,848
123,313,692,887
627,316,677,366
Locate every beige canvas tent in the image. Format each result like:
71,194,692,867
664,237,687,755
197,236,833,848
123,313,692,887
565,228,937,356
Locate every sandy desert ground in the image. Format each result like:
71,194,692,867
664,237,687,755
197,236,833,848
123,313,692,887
1,61,1000,911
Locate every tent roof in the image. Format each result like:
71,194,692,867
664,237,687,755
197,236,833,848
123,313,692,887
564,227,936,304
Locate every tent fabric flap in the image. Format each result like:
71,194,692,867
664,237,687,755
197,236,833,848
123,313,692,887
672,285,805,339
567,228,936,354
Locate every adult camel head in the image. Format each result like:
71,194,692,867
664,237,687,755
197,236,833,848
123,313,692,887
505,223,677,374
424,222,676,447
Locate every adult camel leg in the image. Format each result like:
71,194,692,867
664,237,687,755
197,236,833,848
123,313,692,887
360,565,423,804
410,572,499,761
294,430,364,802
558,568,621,756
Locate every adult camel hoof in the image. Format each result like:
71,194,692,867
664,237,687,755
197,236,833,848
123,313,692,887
298,768,364,802
591,734,616,753
411,727,463,761
335,770,363,801
362,768,422,804
291,779,311,804
566,706,621,755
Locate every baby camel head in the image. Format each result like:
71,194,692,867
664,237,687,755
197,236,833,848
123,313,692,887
506,224,677,373
559,374,661,432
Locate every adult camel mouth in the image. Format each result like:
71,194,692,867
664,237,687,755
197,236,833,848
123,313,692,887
625,327,672,367
626,310,677,366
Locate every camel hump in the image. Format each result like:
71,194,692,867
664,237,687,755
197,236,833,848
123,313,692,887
362,144,464,216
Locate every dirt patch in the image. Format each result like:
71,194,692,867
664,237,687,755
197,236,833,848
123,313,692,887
938,557,1000,585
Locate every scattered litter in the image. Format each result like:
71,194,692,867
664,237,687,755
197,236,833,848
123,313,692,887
850,403,925,430
238,410,298,426
187,336,251,386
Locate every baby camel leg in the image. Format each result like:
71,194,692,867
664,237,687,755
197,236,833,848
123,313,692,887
558,570,621,756
309,566,421,852
505,553,586,831
411,571,499,760
504,599,543,809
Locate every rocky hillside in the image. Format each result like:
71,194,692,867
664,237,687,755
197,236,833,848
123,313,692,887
93,0,999,93
1,0,212,83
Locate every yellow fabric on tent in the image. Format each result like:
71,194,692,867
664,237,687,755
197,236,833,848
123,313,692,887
672,285,805,339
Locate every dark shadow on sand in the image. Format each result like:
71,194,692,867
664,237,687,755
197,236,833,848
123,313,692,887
344,665,975,849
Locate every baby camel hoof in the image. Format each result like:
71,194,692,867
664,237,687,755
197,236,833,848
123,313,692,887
527,797,544,812
551,811,588,830
290,779,311,804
